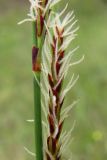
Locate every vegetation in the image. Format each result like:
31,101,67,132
0,0,107,159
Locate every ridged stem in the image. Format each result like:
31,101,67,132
32,21,43,160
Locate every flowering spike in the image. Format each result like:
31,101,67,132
40,5,84,159
19,0,83,159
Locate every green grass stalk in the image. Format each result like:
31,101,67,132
32,21,43,160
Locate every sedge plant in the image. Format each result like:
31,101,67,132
18,0,84,159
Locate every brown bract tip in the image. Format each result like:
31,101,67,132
32,46,41,72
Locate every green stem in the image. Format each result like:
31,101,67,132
32,21,37,46
33,74,43,160
32,21,43,160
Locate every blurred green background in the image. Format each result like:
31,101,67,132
0,0,107,159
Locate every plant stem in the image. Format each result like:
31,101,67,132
32,21,43,160
33,74,43,160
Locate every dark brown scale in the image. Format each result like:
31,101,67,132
48,114,55,135
52,88,58,97
56,62,61,75
37,15,44,36
55,103,61,120
56,79,62,93
32,46,40,71
48,74,54,88
56,96,60,105
60,98,64,109
47,136,56,154
56,26,60,37
46,152,51,160
49,103,53,115
32,46,38,65
58,51,64,61
53,36,57,46
51,44,55,56
44,0,48,5
51,37,57,55
55,143,61,158
55,121,63,141
38,0,42,6
57,155,61,160
59,36,64,45
40,15,44,35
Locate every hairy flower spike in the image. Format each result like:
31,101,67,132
41,5,84,159
19,0,84,159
